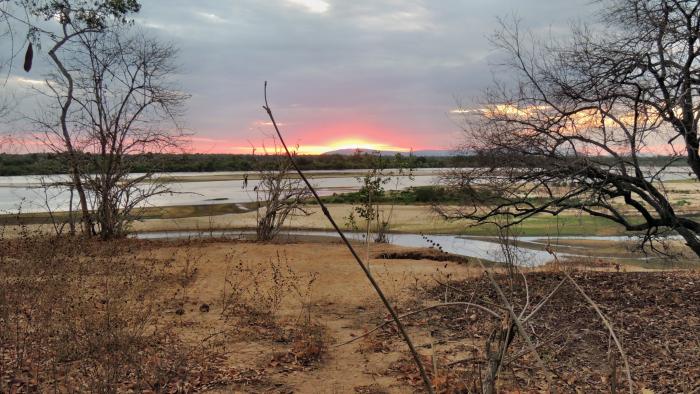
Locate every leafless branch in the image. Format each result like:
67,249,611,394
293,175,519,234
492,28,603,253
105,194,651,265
262,82,435,394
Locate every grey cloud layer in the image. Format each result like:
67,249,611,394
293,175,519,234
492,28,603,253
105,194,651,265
3,0,592,151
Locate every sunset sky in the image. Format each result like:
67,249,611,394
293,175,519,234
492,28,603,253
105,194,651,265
3,0,591,154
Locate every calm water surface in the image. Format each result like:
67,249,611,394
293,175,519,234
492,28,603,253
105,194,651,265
0,169,439,213
0,166,694,213
134,229,653,266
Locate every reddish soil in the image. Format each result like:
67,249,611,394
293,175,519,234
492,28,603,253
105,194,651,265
402,270,700,392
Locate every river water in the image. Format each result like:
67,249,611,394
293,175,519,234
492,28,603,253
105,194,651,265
0,166,693,214
134,229,654,266
1,166,678,265
0,169,440,213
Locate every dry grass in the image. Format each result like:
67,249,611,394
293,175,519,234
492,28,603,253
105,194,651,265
375,268,700,393
0,228,338,392
3,226,695,393
0,231,239,392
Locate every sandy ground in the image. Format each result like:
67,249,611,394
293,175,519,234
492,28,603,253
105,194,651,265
142,239,678,392
132,204,462,234
147,239,482,393
3,233,690,392
0,204,463,236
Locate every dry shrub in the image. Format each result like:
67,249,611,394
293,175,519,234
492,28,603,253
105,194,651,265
389,354,468,394
158,244,202,317
271,321,326,368
220,251,317,328
220,251,326,368
360,335,393,354
356,325,395,355
0,229,230,392
293,319,326,365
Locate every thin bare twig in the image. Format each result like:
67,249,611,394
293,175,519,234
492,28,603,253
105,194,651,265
563,270,634,394
518,270,530,320
522,277,566,323
334,301,502,348
448,330,568,368
262,82,434,394
478,260,555,392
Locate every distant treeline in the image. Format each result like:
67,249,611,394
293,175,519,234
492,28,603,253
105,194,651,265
0,152,466,176
0,152,688,176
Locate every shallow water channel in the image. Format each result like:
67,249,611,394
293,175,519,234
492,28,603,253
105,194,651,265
134,229,650,266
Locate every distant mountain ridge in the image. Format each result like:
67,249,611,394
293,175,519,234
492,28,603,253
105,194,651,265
322,148,457,157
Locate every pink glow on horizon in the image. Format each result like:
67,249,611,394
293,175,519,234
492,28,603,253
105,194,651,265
1,123,687,156
188,120,441,154
188,138,412,155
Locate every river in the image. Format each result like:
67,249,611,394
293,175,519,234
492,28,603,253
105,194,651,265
134,229,657,266
0,169,440,213
0,166,693,214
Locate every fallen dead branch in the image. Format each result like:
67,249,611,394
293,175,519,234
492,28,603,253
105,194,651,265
334,301,502,348
563,270,634,394
477,260,555,392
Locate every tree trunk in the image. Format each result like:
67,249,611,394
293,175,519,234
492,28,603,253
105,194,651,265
675,226,700,258
71,169,92,236
483,316,515,394
68,185,75,236
49,34,93,237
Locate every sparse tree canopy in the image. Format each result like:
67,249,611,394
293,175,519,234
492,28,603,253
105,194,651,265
251,144,312,242
25,0,140,30
443,0,700,257
67,30,187,238
3,0,186,239
2,0,145,236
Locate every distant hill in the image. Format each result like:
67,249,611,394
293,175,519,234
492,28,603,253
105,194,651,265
322,148,457,157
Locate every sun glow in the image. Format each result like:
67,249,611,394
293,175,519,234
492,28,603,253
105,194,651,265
190,120,413,154
203,138,409,155
292,138,410,155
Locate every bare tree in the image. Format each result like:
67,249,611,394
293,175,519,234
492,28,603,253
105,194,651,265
69,31,187,239
0,0,18,81
35,176,75,236
250,144,312,242
6,1,186,239
4,0,142,235
442,1,700,258
0,1,18,142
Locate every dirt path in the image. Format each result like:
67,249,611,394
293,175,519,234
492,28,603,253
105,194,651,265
147,239,480,393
